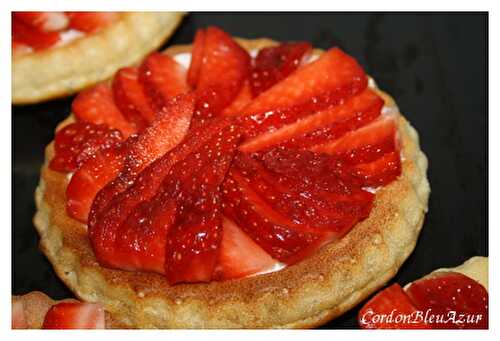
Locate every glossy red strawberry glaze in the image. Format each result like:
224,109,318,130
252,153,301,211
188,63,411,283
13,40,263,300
42,302,105,329
51,27,402,284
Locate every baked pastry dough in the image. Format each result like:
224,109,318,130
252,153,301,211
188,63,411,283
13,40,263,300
13,12,185,105
33,38,430,328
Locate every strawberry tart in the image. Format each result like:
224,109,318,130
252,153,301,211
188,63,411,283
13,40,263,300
33,27,430,328
12,11,185,104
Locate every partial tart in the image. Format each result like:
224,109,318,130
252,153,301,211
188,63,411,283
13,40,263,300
12,12,185,104
33,31,430,328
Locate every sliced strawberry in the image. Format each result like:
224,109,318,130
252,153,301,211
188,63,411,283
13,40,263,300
359,283,430,329
221,81,253,117
12,298,27,329
12,17,60,50
311,116,398,165
406,271,488,329
89,119,242,283
215,217,280,280
112,67,156,131
49,122,123,173
66,145,126,223
42,302,105,329
242,48,367,122
189,27,251,119
187,29,205,88
139,53,189,113
349,151,401,187
66,12,119,33
14,12,69,32
240,89,383,153
250,42,312,97
72,84,136,138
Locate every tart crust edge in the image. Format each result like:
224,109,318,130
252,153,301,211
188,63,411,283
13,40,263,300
33,38,430,328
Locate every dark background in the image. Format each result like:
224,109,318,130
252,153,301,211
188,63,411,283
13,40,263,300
12,13,488,329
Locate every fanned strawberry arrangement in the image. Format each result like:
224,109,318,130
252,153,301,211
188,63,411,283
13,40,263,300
48,26,402,284
12,12,119,56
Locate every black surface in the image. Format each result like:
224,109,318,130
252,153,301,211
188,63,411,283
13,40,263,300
12,13,488,329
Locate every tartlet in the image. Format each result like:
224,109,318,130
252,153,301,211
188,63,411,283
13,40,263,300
13,12,185,105
34,36,430,328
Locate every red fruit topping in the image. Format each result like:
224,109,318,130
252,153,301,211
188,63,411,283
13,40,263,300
240,89,383,153
12,17,60,50
139,53,189,113
66,12,119,33
406,271,488,329
49,122,123,173
250,42,312,97
14,12,69,32
242,47,367,119
112,67,156,131
66,145,126,223
42,302,105,329
72,84,136,138
189,27,251,119
12,299,27,329
349,151,401,187
311,116,398,165
222,148,373,263
89,119,242,284
221,81,254,117
215,217,280,280
359,283,430,329
187,29,205,88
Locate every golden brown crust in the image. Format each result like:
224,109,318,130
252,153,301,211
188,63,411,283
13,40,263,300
33,38,430,328
13,12,185,105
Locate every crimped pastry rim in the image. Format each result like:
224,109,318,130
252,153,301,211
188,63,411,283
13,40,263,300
33,38,430,328
12,12,185,105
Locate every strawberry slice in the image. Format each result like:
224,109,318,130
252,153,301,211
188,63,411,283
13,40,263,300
139,53,189,113
42,302,105,329
221,81,253,117
66,145,126,223
215,217,280,280
311,116,398,165
14,12,69,32
240,89,383,153
72,84,136,138
187,29,205,88
49,122,123,173
406,271,488,329
242,47,367,122
12,298,27,329
89,119,242,283
189,27,251,119
250,42,312,97
12,17,60,50
358,283,430,329
66,12,119,33
349,151,401,187
112,67,156,131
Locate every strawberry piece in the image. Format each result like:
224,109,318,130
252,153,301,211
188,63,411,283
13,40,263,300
187,29,205,88
66,12,119,33
349,151,401,187
72,84,136,138
250,42,312,97
112,67,156,131
221,81,253,117
215,217,280,280
311,116,398,165
66,145,126,223
89,119,241,283
406,271,488,329
12,17,60,50
240,89,383,153
242,47,367,120
139,53,189,113
42,302,105,329
189,27,251,119
12,299,27,329
359,283,430,329
14,12,69,32
49,122,123,173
